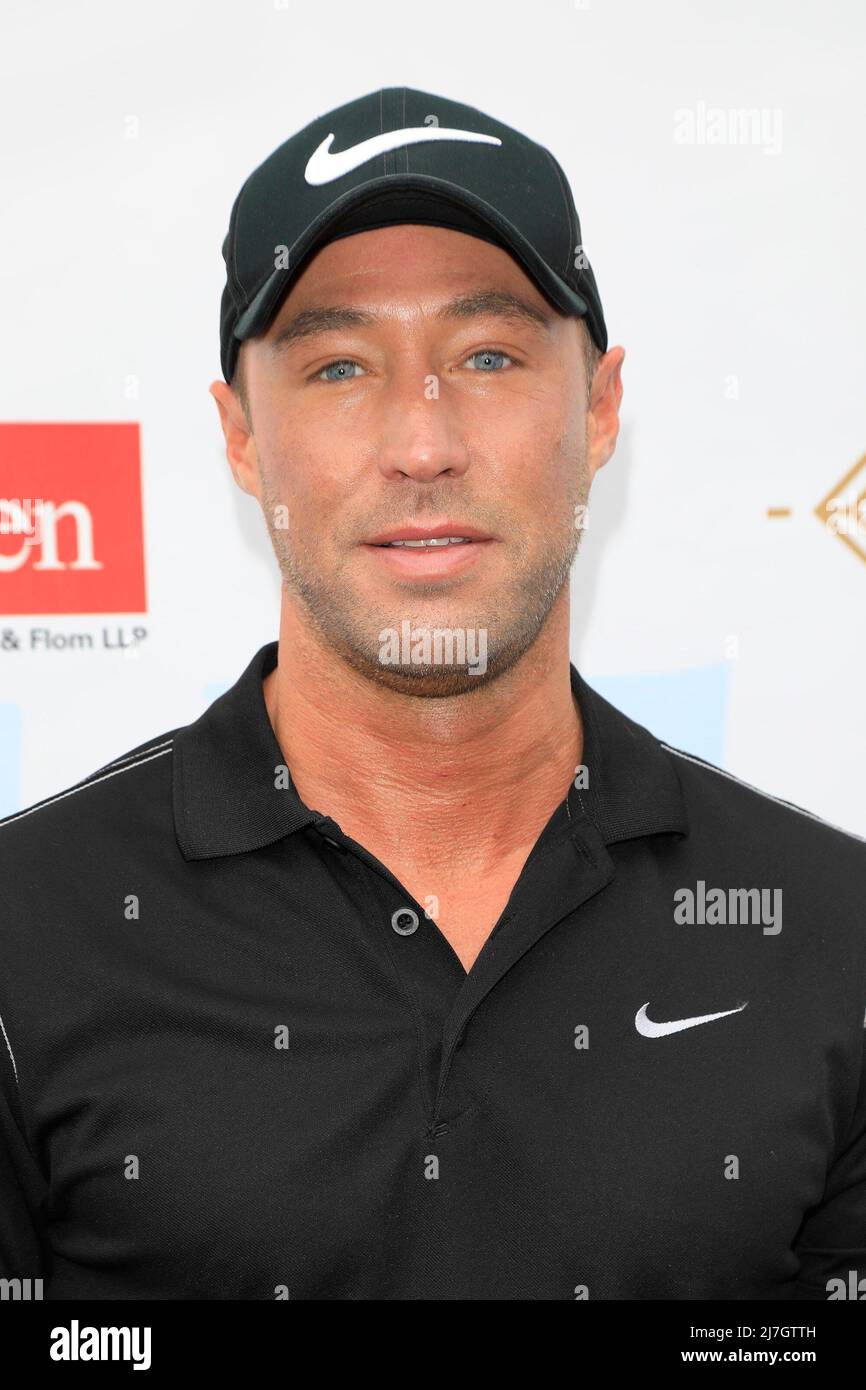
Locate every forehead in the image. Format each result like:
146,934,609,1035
268,223,557,326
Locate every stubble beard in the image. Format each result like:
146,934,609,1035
258,456,589,697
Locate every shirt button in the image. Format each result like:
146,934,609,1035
391,907,420,936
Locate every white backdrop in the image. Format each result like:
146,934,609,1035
1,0,864,833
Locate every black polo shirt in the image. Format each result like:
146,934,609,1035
1,640,865,1301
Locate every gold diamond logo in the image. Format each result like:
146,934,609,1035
814,451,866,566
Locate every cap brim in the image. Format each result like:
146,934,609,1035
233,175,591,343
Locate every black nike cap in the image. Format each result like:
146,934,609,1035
219,85,608,384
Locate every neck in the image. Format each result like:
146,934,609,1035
263,592,582,875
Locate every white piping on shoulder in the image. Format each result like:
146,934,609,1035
0,743,173,830
661,743,866,846
0,1013,19,1086
99,737,175,771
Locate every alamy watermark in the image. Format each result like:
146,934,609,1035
379,621,488,675
0,498,44,547
674,880,782,935
674,102,783,156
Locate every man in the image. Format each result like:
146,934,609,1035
1,86,864,1301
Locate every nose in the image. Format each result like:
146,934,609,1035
375,362,471,484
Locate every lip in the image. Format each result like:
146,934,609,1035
364,520,495,546
361,532,496,581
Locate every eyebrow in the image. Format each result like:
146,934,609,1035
268,289,555,354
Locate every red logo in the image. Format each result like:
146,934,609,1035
0,423,146,614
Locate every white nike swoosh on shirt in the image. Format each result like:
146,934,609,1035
635,1001,748,1038
304,126,502,186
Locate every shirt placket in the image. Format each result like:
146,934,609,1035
310,804,615,1135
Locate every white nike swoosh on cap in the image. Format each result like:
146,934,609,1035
635,1001,748,1038
304,127,503,186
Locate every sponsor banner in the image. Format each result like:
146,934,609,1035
0,423,146,615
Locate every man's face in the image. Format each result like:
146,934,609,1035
213,223,621,695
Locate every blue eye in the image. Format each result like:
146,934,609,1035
464,349,513,372
313,350,514,382
317,359,363,382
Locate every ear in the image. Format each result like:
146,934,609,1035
209,378,261,500
586,346,625,480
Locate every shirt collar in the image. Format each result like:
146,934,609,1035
173,641,320,861
172,640,688,862
569,665,689,845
